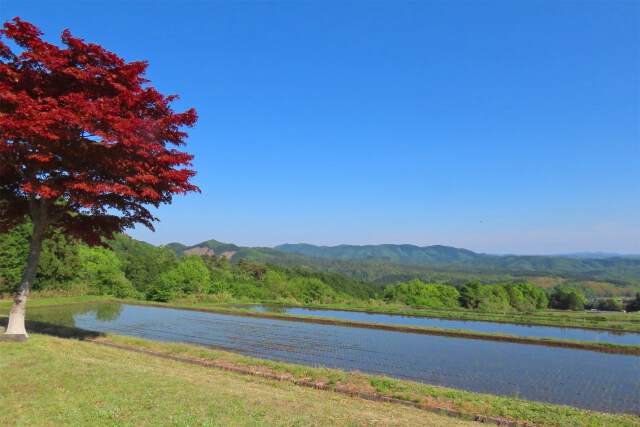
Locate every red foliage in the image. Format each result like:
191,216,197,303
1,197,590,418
0,18,199,245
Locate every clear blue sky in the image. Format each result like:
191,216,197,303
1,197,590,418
2,1,639,254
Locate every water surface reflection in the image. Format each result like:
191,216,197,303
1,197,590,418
226,304,640,345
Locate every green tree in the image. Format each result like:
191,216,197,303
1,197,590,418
234,258,250,276
566,292,585,311
383,279,460,308
174,255,211,294
146,255,210,301
548,287,585,311
294,277,336,303
477,285,512,312
0,224,30,295
34,227,82,291
459,282,482,309
0,223,85,295
216,255,231,270
598,298,622,311
247,263,268,280
504,282,548,312
626,293,640,312
109,235,177,293
79,246,138,298
264,270,295,300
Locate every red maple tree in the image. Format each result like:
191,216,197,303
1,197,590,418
0,18,199,340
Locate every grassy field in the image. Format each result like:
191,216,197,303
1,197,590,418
0,294,106,310
0,330,476,426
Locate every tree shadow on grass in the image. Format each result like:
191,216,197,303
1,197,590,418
0,315,105,340
1,302,121,341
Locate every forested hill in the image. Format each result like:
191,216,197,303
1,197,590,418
167,239,313,264
275,244,483,263
275,243,640,276
165,239,640,287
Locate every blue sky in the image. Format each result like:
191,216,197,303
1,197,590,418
2,1,639,254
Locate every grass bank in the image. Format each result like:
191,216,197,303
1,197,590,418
1,322,637,426
0,329,477,426
0,294,105,310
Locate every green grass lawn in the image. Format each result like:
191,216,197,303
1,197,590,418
0,331,475,426
0,294,106,310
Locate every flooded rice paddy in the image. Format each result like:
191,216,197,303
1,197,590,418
27,303,640,414
226,304,640,345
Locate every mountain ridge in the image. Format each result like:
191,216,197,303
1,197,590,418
276,243,640,260
163,239,640,278
152,238,640,296
274,242,640,265
166,239,314,264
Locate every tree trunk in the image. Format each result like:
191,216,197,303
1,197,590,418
2,221,46,342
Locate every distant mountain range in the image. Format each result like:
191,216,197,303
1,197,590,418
275,243,482,263
274,243,640,274
164,239,640,278
550,252,640,259
166,239,311,264
158,238,640,296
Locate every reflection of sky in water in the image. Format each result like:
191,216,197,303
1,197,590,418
31,303,640,415
227,304,640,345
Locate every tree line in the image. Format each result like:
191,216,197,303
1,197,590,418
383,280,548,312
1,226,638,312
0,229,375,303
